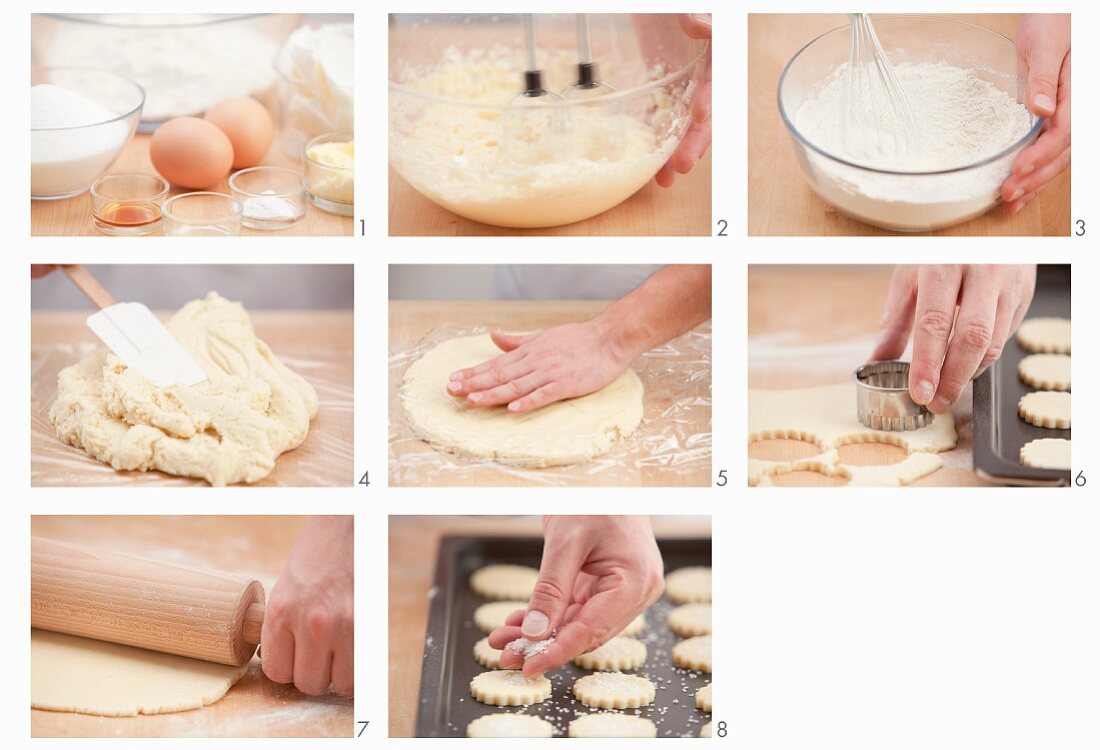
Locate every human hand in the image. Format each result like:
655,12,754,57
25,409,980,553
261,516,354,695
32,265,58,279
1002,14,1070,215
656,14,712,188
487,516,664,678
870,265,1036,413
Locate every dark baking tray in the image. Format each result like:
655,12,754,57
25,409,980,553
973,265,1070,486
414,535,712,737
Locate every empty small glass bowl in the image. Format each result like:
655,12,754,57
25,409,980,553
228,166,307,230
89,173,169,235
163,192,243,236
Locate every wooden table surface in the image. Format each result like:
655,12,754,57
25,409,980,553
748,265,993,486
30,310,354,487
747,13,1071,236
388,300,711,486
31,515,354,738
387,514,712,737
388,150,711,236
31,134,353,237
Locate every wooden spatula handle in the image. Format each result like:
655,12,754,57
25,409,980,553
62,265,118,310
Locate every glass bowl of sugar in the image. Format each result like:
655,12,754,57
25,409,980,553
778,16,1044,232
31,66,144,200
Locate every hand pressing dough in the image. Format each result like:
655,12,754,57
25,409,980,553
401,334,644,466
467,713,554,737
666,566,712,604
1018,354,1071,391
31,629,249,716
48,293,318,486
748,383,957,486
473,601,526,632
696,683,713,712
470,564,538,600
1019,391,1071,428
573,672,655,709
672,635,712,673
669,603,712,637
572,636,647,671
469,670,551,706
1016,317,1070,354
1021,438,1071,470
568,713,657,737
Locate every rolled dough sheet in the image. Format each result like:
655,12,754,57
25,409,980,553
748,383,957,486
31,629,249,717
401,334,644,466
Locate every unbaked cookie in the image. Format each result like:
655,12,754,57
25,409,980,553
666,566,712,604
669,603,712,637
469,670,551,706
621,612,646,637
572,636,646,671
573,673,656,709
696,683,712,712
470,564,538,600
1018,354,1071,391
473,601,525,632
1019,391,1071,429
568,713,657,738
473,637,503,669
466,713,554,737
700,721,712,737
672,635,712,673
1021,438,1071,470
1017,317,1070,354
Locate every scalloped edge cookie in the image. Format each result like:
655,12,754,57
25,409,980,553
700,721,712,737
470,564,539,600
673,635,712,673
1018,353,1071,391
1021,438,1071,470
665,566,712,604
1019,391,1071,429
473,601,525,632
473,637,503,668
696,683,712,712
469,670,551,706
1017,317,1070,354
620,611,646,637
572,636,646,671
669,603,712,637
573,673,655,709
568,713,657,737
466,713,554,737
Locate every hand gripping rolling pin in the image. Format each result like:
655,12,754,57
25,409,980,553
31,537,265,666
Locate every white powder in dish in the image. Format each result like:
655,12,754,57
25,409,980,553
242,190,302,221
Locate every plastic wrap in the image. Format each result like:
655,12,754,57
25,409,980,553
31,343,354,487
389,324,711,486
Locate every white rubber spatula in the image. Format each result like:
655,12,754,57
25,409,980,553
62,265,207,388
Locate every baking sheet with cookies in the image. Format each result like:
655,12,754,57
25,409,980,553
415,535,712,737
973,264,1071,485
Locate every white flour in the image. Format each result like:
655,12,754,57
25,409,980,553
793,61,1034,230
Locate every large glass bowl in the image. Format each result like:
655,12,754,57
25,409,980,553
778,16,1044,232
389,13,708,228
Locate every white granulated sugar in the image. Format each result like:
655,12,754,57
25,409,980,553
507,637,555,658
31,84,130,196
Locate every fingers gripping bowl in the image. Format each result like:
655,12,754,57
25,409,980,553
778,16,1044,232
389,14,708,228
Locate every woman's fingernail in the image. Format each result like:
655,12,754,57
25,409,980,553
691,13,712,27
913,380,935,404
1008,188,1025,203
449,372,463,381
447,381,461,393
468,392,482,403
508,401,522,411
930,396,951,414
522,610,549,638
1034,93,1055,113
1018,162,1034,176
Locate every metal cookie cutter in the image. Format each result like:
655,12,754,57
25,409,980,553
852,360,934,431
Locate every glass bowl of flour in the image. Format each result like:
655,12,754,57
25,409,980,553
389,14,708,228
778,16,1043,232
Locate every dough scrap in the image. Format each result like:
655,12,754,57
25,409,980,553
673,635,712,673
669,603,712,637
1016,317,1070,354
401,334,644,467
666,566,712,604
473,601,526,632
473,637,504,669
470,564,538,600
568,713,657,738
466,713,554,737
1020,438,1071,470
748,383,957,486
573,672,656,709
700,721,712,737
48,293,318,486
31,629,248,716
621,611,646,637
573,636,647,671
696,683,712,712
469,670,551,706
1019,391,1071,429
1018,354,1071,391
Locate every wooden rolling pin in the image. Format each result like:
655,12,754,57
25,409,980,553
31,537,265,666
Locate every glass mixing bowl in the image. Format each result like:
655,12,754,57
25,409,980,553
778,16,1044,232
389,13,708,228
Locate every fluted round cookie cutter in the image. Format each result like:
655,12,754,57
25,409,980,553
852,360,933,431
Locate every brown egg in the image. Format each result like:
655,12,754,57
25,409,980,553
150,117,233,190
204,97,275,169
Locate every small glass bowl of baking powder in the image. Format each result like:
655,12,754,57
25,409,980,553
163,192,243,236
228,166,308,230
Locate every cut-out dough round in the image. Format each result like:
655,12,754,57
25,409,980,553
573,636,647,671
470,564,538,600
1016,317,1070,354
466,713,554,737
1019,391,1071,429
669,603,712,636
573,672,656,709
666,566,712,604
700,721,712,737
1018,354,1071,391
473,601,525,632
473,637,504,668
621,612,646,637
673,635,712,673
748,383,957,486
568,713,657,737
401,334,644,466
1020,438,1071,470
31,629,249,716
469,670,551,706
696,683,712,712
